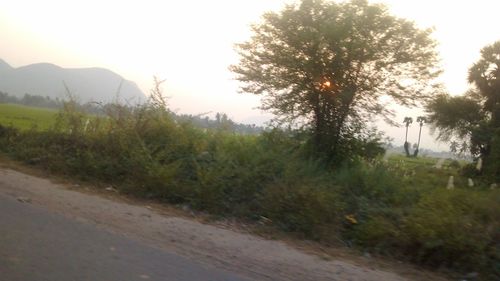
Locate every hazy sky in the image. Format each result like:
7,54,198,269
1,0,499,151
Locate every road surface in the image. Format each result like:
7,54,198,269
0,193,248,281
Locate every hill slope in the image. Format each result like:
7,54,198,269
0,59,145,103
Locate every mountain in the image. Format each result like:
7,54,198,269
0,59,145,103
0,59,13,72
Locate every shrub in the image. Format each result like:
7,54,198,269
402,189,499,275
260,182,342,240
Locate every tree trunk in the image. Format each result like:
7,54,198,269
414,124,423,157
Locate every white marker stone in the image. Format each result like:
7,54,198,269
476,158,483,171
468,178,474,187
447,176,454,190
434,158,445,169
83,118,90,132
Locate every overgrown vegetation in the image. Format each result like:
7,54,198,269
0,95,498,279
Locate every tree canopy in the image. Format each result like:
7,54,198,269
469,41,500,127
427,40,500,180
231,0,440,160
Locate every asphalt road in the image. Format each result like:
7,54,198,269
0,194,248,281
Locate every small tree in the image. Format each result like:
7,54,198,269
231,0,440,162
403,117,413,157
413,116,426,157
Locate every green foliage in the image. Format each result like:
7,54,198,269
231,0,439,161
485,129,500,182
260,181,341,240
427,94,484,140
468,41,500,123
403,189,499,274
0,100,498,278
427,40,500,182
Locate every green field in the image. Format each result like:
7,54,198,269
0,103,57,130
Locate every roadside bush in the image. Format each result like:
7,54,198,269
332,160,416,222
402,189,499,274
352,216,401,253
484,129,500,183
190,129,304,216
260,181,342,240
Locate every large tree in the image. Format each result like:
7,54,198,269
427,41,500,180
231,0,440,160
469,41,500,128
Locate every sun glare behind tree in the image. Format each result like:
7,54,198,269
231,0,440,163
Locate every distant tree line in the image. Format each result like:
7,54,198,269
0,91,62,109
174,112,263,135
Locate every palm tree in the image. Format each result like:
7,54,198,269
403,117,413,157
414,116,426,157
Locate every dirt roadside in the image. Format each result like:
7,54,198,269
0,161,451,281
